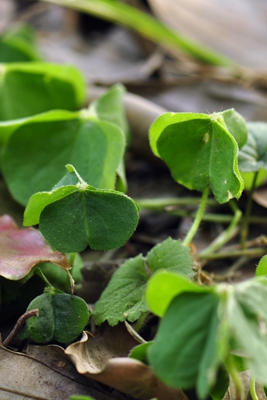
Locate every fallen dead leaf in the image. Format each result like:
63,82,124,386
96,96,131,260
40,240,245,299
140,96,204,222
0,214,71,280
148,0,267,67
65,323,187,400
0,341,131,400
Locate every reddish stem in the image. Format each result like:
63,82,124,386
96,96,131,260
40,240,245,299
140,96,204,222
2,309,39,347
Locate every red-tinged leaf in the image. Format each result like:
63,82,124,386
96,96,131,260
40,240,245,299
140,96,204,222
0,214,71,280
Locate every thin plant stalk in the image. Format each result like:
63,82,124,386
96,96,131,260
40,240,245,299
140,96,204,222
134,311,149,333
199,200,242,258
183,187,209,246
2,309,39,347
224,355,244,400
249,375,259,400
240,171,259,248
136,197,218,210
144,206,267,225
200,247,267,260
36,268,53,287
67,252,77,294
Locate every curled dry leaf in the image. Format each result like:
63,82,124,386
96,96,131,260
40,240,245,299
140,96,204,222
0,214,70,280
65,323,187,400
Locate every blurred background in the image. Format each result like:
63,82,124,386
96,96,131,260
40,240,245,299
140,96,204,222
2,0,267,120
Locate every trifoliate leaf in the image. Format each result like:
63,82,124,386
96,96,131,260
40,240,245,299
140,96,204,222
149,110,246,203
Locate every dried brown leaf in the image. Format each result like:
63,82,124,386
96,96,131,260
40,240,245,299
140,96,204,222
0,341,133,400
65,323,187,400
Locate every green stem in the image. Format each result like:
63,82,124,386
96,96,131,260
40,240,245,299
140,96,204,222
200,247,267,260
250,375,259,400
199,200,242,258
134,311,149,333
224,356,244,400
136,197,218,210
41,0,235,66
241,171,259,248
36,268,53,288
137,197,267,225
162,208,267,224
66,253,76,294
171,210,236,223
183,187,209,246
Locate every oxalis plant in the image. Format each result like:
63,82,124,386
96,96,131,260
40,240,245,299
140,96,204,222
1,24,267,400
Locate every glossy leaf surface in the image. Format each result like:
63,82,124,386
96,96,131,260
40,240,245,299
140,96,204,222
2,110,125,205
93,238,193,325
149,110,246,203
146,270,210,317
0,109,72,145
0,62,85,120
0,214,70,280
